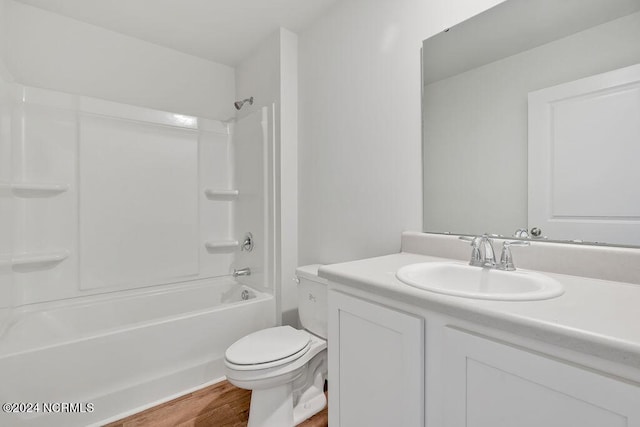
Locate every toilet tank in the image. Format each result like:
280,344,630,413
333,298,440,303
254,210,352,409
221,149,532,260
295,264,328,339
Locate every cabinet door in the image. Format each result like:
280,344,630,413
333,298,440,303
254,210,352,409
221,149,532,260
444,327,640,427
328,290,424,427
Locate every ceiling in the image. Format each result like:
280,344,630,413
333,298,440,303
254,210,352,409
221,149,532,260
15,0,340,65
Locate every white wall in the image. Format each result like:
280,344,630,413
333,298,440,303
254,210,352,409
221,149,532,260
235,31,281,119
278,29,299,326
235,28,299,326
298,0,505,265
4,0,235,119
0,0,11,81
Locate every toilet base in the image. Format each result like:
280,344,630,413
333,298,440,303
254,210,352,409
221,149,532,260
248,383,294,427
247,382,327,427
293,386,326,425
292,354,327,425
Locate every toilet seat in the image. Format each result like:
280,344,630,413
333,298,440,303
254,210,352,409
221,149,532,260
225,326,311,370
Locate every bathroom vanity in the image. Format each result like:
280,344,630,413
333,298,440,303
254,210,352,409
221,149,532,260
320,233,640,427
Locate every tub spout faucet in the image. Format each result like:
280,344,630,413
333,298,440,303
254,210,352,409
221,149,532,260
233,267,251,277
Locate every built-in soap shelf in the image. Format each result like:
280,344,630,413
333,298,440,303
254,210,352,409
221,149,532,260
204,189,239,200
0,250,70,268
0,182,69,198
204,240,239,251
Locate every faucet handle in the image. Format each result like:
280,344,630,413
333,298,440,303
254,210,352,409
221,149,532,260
458,235,483,266
499,240,530,271
240,232,254,252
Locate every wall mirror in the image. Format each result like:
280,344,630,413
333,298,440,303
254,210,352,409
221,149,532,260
422,0,640,246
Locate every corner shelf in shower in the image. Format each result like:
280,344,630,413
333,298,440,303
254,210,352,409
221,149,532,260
205,240,239,251
0,250,69,268
0,182,69,198
204,189,239,200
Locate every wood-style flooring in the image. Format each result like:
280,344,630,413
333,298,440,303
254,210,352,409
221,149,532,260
105,380,328,427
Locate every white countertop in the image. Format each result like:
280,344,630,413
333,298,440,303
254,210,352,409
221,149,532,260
319,252,640,370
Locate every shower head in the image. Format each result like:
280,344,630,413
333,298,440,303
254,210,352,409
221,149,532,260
234,97,254,110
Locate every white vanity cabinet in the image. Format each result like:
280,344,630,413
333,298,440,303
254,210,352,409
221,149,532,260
443,327,640,427
327,290,424,427
328,287,640,427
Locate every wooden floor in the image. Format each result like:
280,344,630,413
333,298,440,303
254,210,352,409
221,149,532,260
105,380,328,427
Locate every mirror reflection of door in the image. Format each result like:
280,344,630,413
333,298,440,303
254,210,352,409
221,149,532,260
528,64,640,246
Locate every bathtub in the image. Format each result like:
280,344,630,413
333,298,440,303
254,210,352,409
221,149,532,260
0,278,275,426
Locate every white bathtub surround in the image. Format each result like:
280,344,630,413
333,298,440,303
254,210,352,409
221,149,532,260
0,84,276,426
1,84,273,304
232,107,275,294
320,233,640,426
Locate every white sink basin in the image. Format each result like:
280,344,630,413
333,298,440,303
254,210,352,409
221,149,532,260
396,262,564,301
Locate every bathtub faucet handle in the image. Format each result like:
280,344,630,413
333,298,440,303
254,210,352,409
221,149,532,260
240,232,254,252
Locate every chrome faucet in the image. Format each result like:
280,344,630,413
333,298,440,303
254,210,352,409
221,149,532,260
459,234,497,268
479,234,497,268
232,267,251,277
460,234,530,270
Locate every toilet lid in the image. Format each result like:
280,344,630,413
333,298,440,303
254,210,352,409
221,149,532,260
225,326,311,365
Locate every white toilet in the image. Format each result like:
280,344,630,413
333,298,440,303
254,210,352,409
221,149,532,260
224,264,328,427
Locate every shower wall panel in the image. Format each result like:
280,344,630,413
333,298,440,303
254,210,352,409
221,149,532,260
233,107,272,292
199,121,236,278
11,96,78,305
79,115,200,290
1,85,241,306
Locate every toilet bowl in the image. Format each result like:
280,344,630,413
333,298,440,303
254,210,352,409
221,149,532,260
224,265,328,427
